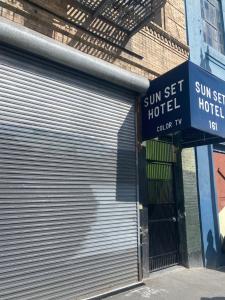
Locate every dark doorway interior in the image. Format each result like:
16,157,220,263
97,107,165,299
146,140,180,272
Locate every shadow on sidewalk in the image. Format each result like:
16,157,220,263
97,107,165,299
201,298,225,300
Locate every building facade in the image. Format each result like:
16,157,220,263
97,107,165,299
0,0,208,299
185,0,225,268
0,0,189,78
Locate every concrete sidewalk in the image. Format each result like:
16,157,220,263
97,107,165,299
105,267,225,300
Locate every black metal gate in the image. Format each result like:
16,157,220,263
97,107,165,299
146,141,180,272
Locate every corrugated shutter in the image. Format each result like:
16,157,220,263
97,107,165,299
0,45,139,300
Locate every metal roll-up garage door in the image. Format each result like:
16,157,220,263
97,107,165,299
0,44,139,300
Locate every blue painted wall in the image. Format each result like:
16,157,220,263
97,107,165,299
185,0,225,267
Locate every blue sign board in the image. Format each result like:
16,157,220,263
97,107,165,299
141,61,225,143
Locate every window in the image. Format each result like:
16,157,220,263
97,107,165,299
201,0,225,54
151,7,165,29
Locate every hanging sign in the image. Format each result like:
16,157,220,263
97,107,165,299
141,61,225,144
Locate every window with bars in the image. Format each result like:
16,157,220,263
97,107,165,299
201,0,225,54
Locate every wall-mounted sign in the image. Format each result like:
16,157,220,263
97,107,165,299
141,61,225,146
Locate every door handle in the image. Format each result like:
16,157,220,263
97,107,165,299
172,217,177,222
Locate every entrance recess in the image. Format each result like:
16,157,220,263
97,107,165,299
146,140,179,272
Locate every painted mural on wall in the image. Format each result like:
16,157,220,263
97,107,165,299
214,152,225,238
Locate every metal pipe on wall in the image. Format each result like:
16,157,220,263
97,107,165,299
0,17,150,94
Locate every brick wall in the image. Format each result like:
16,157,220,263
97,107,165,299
0,0,189,78
115,0,189,78
165,0,186,43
